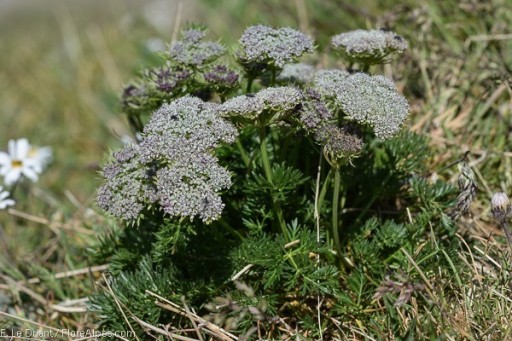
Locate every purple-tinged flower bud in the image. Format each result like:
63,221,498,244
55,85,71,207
298,89,333,132
169,28,225,67
203,65,240,94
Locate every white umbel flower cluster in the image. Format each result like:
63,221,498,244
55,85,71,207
312,69,350,98
221,86,303,121
238,25,314,69
98,96,238,223
277,63,316,84
334,73,409,139
332,29,407,65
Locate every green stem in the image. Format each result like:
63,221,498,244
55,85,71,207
332,168,342,255
236,139,250,168
218,218,243,241
271,67,277,86
317,169,332,217
246,77,254,93
318,169,332,241
258,124,289,241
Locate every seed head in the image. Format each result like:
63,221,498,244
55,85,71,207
331,29,407,65
492,192,510,212
450,160,477,221
491,192,512,223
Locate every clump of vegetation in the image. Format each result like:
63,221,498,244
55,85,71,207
88,24,472,339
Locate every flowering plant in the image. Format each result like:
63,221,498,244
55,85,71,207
91,26,458,339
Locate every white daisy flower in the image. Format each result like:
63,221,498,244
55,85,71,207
0,186,15,209
28,145,53,168
0,138,50,186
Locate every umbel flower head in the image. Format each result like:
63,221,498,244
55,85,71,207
238,25,314,70
97,144,153,221
315,124,363,162
277,63,316,84
312,69,350,99
144,66,191,95
221,86,303,122
98,96,238,223
334,73,409,139
331,29,408,65
0,138,52,186
140,96,238,161
298,88,333,132
298,89,363,161
169,28,225,68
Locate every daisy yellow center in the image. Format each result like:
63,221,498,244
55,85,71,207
11,160,23,168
